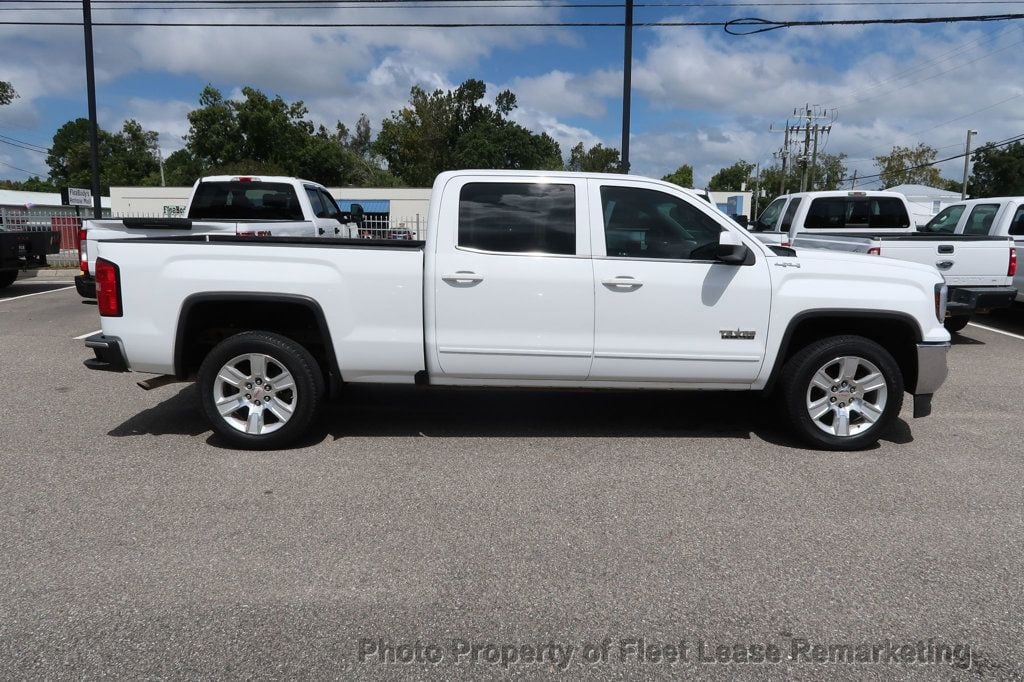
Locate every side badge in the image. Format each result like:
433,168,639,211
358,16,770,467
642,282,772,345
721,329,756,340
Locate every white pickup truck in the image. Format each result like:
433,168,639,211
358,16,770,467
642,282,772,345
920,196,1023,302
83,170,952,452
75,175,360,297
750,190,1017,331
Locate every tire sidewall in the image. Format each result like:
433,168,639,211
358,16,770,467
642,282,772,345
197,331,324,450
783,336,904,451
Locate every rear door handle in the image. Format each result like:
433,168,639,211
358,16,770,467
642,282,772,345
441,271,484,284
936,260,954,270
938,244,954,254
602,276,644,289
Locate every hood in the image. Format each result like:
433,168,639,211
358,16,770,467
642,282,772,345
785,246,943,279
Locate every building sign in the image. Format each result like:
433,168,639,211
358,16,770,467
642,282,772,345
60,187,93,207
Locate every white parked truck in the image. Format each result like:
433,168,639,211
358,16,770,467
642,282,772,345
919,196,1023,303
84,170,952,451
75,175,360,297
750,190,1017,331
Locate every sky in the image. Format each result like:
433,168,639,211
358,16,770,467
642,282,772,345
1,1,1023,190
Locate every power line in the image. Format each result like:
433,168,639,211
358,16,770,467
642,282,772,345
0,158,49,176
0,133,50,153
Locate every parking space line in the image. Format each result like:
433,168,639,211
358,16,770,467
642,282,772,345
0,286,74,303
968,322,1024,342
74,329,102,340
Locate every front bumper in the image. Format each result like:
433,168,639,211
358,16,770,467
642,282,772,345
83,333,129,373
946,285,1017,314
911,341,950,418
75,274,96,298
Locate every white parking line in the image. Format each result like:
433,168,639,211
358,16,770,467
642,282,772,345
968,322,1024,342
74,329,102,340
0,286,74,303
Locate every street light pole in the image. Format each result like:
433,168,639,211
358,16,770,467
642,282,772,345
82,0,102,219
961,129,977,200
619,0,633,173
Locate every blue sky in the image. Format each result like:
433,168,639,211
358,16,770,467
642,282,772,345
2,2,1023,188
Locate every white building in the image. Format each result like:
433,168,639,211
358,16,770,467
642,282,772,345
885,184,961,226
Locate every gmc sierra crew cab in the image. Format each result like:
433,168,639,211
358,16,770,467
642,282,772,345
75,175,359,297
84,170,952,451
750,190,1016,331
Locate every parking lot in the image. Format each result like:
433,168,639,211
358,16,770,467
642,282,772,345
2,276,1023,678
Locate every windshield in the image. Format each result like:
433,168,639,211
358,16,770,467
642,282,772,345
189,181,303,220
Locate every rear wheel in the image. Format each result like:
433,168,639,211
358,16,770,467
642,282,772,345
0,271,17,288
779,335,904,451
197,331,324,449
944,315,970,333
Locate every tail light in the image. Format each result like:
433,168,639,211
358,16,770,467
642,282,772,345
79,227,88,274
1010,247,1017,277
867,246,881,256
781,241,791,248
95,258,122,317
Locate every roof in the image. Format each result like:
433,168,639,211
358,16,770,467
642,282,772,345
885,184,961,199
0,188,111,209
336,199,390,213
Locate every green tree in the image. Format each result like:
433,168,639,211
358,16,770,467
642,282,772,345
46,118,160,191
661,164,694,188
969,141,1024,197
874,143,942,187
350,114,373,159
753,153,848,209
567,142,621,173
374,79,563,186
0,81,16,106
708,160,755,191
0,177,57,192
160,148,204,186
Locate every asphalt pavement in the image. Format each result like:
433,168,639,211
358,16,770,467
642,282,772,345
1,282,1023,679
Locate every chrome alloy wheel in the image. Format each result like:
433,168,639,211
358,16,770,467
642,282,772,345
805,355,888,438
212,353,297,435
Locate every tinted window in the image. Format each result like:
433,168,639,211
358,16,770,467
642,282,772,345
923,205,964,233
318,190,341,219
1009,206,1024,236
780,198,801,231
305,188,324,217
601,185,722,260
804,197,910,229
963,204,999,235
458,182,575,255
756,197,786,231
189,182,303,220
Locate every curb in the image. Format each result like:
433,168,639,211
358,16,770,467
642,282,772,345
17,268,80,281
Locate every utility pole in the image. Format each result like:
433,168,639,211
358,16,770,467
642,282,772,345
619,0,633,173
961,129,977,200
752,162,761,218
851,169,858,189
779,124,791,196
82,0,102,219
158,145,166,187
800,106,812,192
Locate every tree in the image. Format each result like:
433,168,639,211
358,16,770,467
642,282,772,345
874,143,941,187
969,141,1024,197
567,142,621,173
350,114,373,159
0,81,16,106
708,160,755,191
661,164,694,188
374,79,563,186
46,118,160,191
753,153,848,209
0,177,57,192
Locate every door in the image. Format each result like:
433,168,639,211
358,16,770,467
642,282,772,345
305,186,345,237
589,179,771,384
432,177,594,380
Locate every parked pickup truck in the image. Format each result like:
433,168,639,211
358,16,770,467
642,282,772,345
919,196,1023,303
75,175,359,297
0,224,61,289
84,170,952,452
750,190,1017,331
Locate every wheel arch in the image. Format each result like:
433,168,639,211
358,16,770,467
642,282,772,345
173,292,342,390
764,309,923,394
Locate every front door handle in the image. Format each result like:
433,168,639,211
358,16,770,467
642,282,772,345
936,260,954,270
938,244,954,254
602,276,644,290
442,271,484,284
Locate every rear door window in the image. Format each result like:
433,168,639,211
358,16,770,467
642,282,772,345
963,204,1000,235
780,198,801,231
189,182,303,220
458,182,576,255
1008,206,1024,236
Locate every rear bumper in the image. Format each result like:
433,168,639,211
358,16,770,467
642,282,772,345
83,333,129,373
911,341,950,418
946,285,1017,314
75,274,96,298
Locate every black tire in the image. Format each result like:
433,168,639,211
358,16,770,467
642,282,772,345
197,331,325,450
779,335,904,451
0,270,17,288
944,315,970,333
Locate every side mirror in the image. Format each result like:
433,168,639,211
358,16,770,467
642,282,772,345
717,230,751,265
732,214,749,228
350,203,364,227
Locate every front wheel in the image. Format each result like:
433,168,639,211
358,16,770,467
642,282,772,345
197,331,325,449
944,315,970,333
0,271,17,289
779,335,904,451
